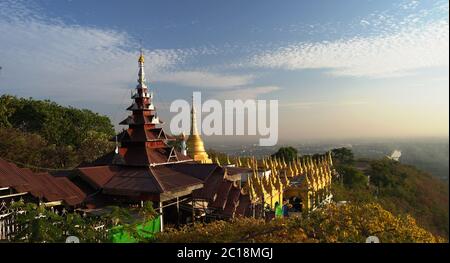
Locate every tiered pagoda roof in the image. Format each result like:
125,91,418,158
117,52,192,166
75,52,252,218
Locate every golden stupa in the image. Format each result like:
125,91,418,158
186,98,212,163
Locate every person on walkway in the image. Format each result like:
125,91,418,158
282,200,290,217
274,201,283,218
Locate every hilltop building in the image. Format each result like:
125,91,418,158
75,52,252,228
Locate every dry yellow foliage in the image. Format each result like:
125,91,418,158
155,203,445,243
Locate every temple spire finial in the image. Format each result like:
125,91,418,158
138,48,144,64
137,50,146,87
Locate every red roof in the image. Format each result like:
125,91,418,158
120,146,192,166
77,165,117,188
0,158,86,206
116,127,169,143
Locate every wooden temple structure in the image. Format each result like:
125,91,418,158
75,52,255,229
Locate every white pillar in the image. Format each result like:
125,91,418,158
159,201,164,232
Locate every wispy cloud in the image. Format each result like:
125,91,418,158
246,1,449,78
248,20,448,78
153,71,254,89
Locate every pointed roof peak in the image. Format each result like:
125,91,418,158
138,49,145,64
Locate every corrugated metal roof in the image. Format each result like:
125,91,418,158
0,158,85,206
36,173,86,206
77,165,118,189
150,165,204,192
103,167,163,196
167,163,220,181
77,164,205,197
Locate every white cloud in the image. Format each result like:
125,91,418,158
153,71,254,89
248,21,449,78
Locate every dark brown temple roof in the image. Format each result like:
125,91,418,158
167,163,220,181
235,194,251,217
77,164,205,197
226,166,252,175
209,181,233,210
0,158,86,206
76,165,117,188
115,128,168,142
191,165,227,201
223,186,241,217
150,165,204,192
36,173,86,206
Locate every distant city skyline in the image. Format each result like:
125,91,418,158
0,0,448,142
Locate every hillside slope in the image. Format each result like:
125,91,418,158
333,158,449,238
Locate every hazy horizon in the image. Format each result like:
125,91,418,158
201,134,450,146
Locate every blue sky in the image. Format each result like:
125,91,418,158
0,0,448,143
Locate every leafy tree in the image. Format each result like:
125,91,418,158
0,95,16,128
0,127,80,169
332,147,354,165
0,95,116,169
272,146,298,162
78,131,114,163
332,183,376,204
339,165,368,188
0,95,115,148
